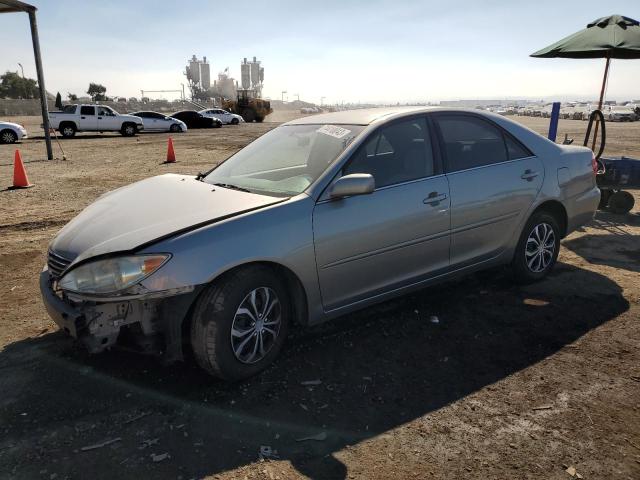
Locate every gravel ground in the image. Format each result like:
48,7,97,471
0,112,638,479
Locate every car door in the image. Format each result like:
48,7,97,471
219,109,232,124
312,116,451,311
78,105,97,130
96,106,118,130
433,113,544,268
147,112,163,131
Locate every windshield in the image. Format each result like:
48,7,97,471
203,124,364,196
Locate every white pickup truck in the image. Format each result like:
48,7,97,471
49,104,144,138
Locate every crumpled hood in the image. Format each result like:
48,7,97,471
50,174,282,264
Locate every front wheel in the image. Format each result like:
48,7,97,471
121,123,136,137
190,266,290,380
230,118,239,125
511,211,561,284
0,129,17,144
169,123,181,133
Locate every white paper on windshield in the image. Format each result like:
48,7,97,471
316,125,351,139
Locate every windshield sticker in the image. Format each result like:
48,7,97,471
316,125,351,139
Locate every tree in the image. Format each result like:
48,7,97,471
0,71,39,99
87,82,107,101
55,92,62,109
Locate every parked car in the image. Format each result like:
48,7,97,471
40,107,600,380
199,108,244,125
0,121,28,144
49,104,144,138
170,111,222,129
605,105,636,122
130,111,187,133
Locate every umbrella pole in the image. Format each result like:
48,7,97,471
591,55,611,152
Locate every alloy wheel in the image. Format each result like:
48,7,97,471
230,287,282,364
1,131,16,143
525,223,556,273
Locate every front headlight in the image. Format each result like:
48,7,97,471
58,254,170,295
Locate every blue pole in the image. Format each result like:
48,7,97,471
548,102,561,142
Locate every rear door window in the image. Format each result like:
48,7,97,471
80,106,95,115
436,115,509,172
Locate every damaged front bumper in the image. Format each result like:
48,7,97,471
39,268,201,362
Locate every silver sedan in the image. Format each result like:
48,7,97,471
130,111,187,132
40,107,600,380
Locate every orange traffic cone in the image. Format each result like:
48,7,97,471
165,137,176,163
10,150,33,189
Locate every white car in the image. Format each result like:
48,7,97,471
199,108,244,125
130,111,187,132
605,105,636,122
0,121,28,144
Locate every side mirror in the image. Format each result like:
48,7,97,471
329,174,375,199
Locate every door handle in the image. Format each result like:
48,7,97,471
423,192,448,205
521,169,539,181
98,116,103,119
81,116,86,119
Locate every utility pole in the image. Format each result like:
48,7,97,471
281,90,287,102
18,63,24,78
294,93,299,101
320,96,326,106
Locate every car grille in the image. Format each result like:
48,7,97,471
47,250,72,279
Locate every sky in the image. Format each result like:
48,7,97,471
1,0,639,104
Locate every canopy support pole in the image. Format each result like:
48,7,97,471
28,9,53,160
591,55,611,152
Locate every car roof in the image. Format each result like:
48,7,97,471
285,106,483,126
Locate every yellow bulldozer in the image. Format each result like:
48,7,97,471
222,89,272,123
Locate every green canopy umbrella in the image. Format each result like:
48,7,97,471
531,14,640,110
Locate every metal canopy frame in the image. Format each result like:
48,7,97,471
0,0,52,159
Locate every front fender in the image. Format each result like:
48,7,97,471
137,195,324,325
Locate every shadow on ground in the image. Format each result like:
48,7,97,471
0,256,629,479
564,210,640,272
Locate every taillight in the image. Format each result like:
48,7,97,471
591,154,598,175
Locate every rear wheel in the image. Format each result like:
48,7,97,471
241,108,256,123
59,123,76,138
608,191,635,214
255,116,264,123
190,265,290,380
0,129,17,144
511,211,561,284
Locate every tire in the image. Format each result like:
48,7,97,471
255,116,264,123
59,123,76,138
598,189,613,210
190,266,290,380
241,108,256,123
230,118,239,125
511,211,561,284
608,191,635,214
121,123,136,137
214,121,222,128
169,123,181,133
0,129,17,144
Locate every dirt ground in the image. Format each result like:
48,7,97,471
0,112,639,480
